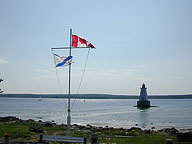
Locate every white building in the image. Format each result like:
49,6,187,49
137,83,150,108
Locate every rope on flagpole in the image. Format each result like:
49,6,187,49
51,49,67,109
71,48,91,110
55,68,64,95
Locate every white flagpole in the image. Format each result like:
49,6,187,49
67,29,72,136
52,29,94,137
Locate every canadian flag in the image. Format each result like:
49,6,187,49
72,35,95,49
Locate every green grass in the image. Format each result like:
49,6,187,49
0,121,178,144
0,122,36,142
99,134,177,144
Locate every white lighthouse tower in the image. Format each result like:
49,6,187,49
137,83,150,108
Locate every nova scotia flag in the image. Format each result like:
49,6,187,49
54,54,72,67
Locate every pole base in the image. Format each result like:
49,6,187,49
67,115,71,136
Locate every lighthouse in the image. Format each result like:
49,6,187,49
137,83,151,108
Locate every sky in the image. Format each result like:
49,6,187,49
0,0,192,95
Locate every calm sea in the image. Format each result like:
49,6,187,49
0,97,192,130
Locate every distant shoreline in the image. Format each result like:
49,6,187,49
1,93,192,99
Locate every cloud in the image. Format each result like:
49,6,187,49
0,58,8,64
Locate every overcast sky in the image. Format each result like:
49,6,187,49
0,0,192,95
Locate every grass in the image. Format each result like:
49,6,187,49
95,128,177,144
99,134,177,144
0,120,178,144
0,122,35,142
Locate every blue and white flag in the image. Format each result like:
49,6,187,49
54,54,73,67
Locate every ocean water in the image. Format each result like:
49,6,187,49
0,97,192,130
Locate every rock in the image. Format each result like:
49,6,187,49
87,124,92,127
129,127,142,132
61,123,67,127
119,127,124,131
26,119,35,123
86,124,93,130
72,124,79,127
158,127,179,135
167,127,179,134
77,125,86,130
144,129,151,134
180,129,192,133
0,116,21,123
44,122,54,127
105,125,109,130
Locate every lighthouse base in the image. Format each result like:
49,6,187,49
137,101,150,108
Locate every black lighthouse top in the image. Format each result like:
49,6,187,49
142,83,146,88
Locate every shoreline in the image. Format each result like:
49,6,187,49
1,115,191,132
1,116,192,143
1,116,192,133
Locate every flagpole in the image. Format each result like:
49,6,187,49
67,29,72,136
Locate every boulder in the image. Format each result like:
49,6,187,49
0,116,21,123
129,127,142,132
44,122,54,127
158,127,179,135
